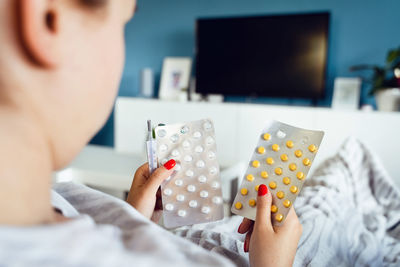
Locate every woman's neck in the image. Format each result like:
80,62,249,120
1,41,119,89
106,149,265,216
0,106,55,225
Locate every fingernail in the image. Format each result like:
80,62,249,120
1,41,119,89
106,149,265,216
164,159,176,170
237,223,242,233
258,184,268,196
244,239,248,252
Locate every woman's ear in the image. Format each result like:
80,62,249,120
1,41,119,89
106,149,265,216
18,0,60,67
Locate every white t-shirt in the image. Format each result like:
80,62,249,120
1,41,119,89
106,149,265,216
0,182,245,267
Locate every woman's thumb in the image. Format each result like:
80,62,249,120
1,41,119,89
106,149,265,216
145,159,175,193
254,184,273,230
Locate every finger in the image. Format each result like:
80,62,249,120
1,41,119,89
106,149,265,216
275,207,299,232
132,163,150,186
244,226,253,253
144,159,176,194
254,184,273,231
238,218,254,234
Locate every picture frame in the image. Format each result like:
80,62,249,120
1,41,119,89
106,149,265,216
159,57,192,101
332,77,362,110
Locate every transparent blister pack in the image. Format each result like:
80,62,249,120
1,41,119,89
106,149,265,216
155,119,224,228
231,120,324,226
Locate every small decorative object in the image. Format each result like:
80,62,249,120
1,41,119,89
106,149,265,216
332,77,361,110
350,46,400,111
159,57,192,101
140,68,154,98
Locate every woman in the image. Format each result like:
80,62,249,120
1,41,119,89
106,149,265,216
0,0,302,266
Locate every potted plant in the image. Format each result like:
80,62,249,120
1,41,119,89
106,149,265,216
350,46,400,111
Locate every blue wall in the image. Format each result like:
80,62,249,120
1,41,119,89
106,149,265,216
90,0,400,147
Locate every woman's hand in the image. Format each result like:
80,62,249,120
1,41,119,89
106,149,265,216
237,184,302,267
126,159,176,222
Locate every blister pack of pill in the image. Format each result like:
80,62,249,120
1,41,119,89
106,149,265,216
231,120,324,226
155,119,224,229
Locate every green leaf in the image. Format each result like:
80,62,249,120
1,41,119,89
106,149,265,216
386,47,400,65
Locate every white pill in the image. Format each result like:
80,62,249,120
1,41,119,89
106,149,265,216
171,149,180,157
161,158,168,165
196,160,205,168
157,129,166,138
276,130,286,139
211,181,220,189
206,136,214,145
189,200,198,208
182,140,191,149
212,196,222,204
195,145,204,153
201,206,211,214
209,167,218,175
180,126,189,134
198,175,207,183
159,144,168,152
175,179,183,186
163,188,172,196
175,164,182,171
184,155,193,162
187,185,196,192
165,203,174,211
203,121,212,131
193,131,202,139
176,194,185,202
170,134,179,143
208,151,216,160
185,169,194,177
200,190,209,198
177,210,187,217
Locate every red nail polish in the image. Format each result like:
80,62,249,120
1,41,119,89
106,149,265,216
258,184,268,196
164,159,176,170
237,223,242,233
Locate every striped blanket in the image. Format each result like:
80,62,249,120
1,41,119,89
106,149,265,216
174,138,400,266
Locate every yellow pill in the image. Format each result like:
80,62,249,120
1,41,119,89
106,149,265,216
272,144,280,152
295,150,303,158
266,157,274,165
235,202,243,210
275,214,284,222
263,133,271,140
276,191,285,199
280,154,288,162
257,146,266,154
269,181,277,189
290,185,298,194
261,171,269,179
303,158,311,166
282,177,291,185
275,167,283,175
271,205,278,213
240,188,248,196
246,174,255,182
289,163,297,171
252,160,260,168
286,140,294,148
308,144,317,153
296,172,305,180
283,199,291,208
255,185,260,192
249,199,256,207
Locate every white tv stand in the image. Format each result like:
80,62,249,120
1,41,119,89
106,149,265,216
115,97,400,189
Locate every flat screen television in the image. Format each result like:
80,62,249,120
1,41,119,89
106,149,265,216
195,12,330,99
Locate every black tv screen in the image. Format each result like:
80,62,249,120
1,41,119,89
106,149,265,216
195,12,330,99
